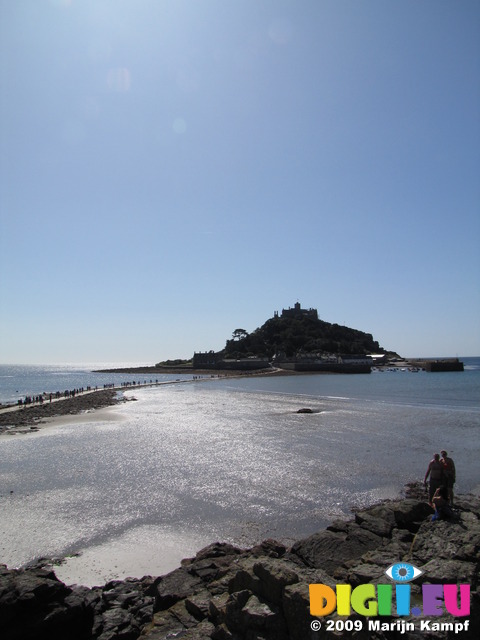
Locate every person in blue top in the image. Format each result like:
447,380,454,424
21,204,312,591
431,486,454,521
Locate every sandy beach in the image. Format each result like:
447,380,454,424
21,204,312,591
0,389,125,434
52,524,212,587
0,367,294,435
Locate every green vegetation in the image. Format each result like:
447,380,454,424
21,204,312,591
155,358,193,367
223,315,389,359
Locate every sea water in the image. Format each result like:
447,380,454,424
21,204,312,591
0,359,479,586
0,363,193,405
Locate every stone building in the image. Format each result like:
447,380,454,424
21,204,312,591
193,351,221,368
274,302,318,320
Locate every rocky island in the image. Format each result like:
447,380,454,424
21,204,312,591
96,303,464,375
1,483,477,639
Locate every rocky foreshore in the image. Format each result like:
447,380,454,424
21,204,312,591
0,390,123,434
1,483,478,639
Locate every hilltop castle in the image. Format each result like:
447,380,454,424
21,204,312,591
274,302,318,320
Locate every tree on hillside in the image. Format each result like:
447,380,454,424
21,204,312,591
232,328,249,341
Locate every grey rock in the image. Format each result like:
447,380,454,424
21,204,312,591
251,539,287,558
180,619,216,639
418,558,477,585
251,560,299,604
344,562,387,587
355,511,395,537
282,582,318,640
142,609,186,639
149,568,204,611
208,591,231,625
228,561,263,599
185,590,212,620
224,589,253,631
412,512,480,565
290,523,383,572
210,622,239,639
390,499,433,529
168,599,199,628
240,593,284,632
193,542,244,561
1,483,478,640
102,607,132,627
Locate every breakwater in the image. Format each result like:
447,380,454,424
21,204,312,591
406,359,465,372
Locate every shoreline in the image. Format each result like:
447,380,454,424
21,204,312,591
94,356,467,376
0,368,299,434
0,389,127,434
93,366,304,377
2,482,478,639
28,482,425,588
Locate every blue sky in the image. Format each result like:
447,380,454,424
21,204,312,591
1,0,479,364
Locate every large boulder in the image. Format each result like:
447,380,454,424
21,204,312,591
148,568,204,611
289,523,384,572
0,566,88,640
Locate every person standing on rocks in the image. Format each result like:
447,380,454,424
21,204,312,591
424,453,444,503
431,486,454,521
440,450,456,506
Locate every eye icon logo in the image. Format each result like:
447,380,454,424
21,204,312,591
385,562,423,583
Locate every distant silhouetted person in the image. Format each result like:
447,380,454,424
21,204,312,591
440,450,456,506
424,453,444,503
